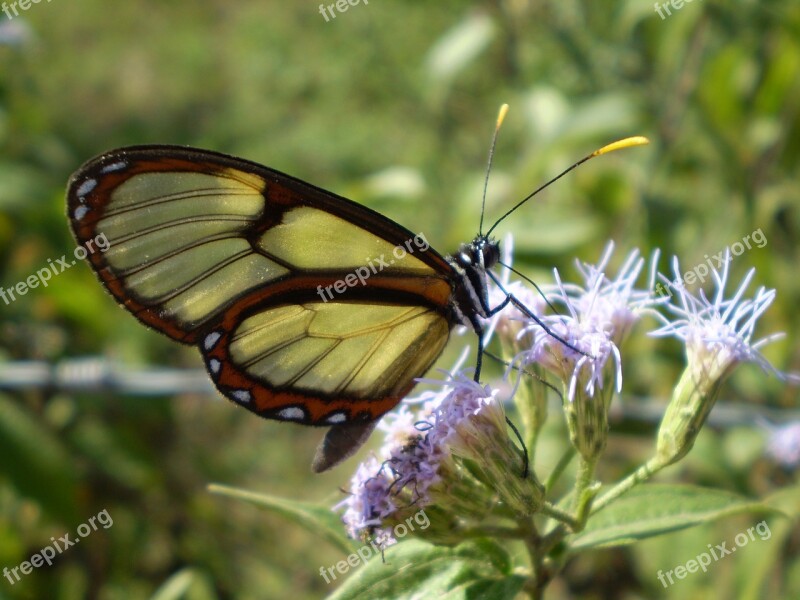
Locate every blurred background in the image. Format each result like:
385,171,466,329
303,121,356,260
0,0,798,598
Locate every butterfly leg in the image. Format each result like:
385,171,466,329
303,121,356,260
485,271,589,358
468,318,531,478
473,321,486,382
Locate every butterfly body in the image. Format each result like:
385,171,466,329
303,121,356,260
67,145,501,469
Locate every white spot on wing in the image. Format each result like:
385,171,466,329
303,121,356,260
325,412,347,424
101,160,128,173
76,178,97,198
231,389,251,404
208,358,221,375
278,407,306,421
73,206,90,221
204,331,222,351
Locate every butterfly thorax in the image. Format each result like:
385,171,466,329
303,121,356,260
445,235,499,329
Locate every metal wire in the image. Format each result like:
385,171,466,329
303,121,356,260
0,358,797,426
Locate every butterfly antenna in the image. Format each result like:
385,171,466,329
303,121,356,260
485,136,649,237
479,103,510,236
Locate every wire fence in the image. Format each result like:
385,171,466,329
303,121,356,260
0,358,797,428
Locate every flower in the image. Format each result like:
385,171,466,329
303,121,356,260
764,421,800,469
338,362,543,545
650,252,792,383
568,243,663,344
507,242,658,459
650,252,797,463
0,19,31,47
514,242,659,402
338,457,399,543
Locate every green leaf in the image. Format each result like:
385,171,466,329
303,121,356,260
207,484,354,555
735,518,792,600
327,539,526,600
571,484,779,551
763,483,800,519
151,568,219,600
424,13,494,81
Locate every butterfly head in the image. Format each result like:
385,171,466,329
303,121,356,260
457,235,500,271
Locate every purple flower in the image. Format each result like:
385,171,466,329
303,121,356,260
338,364,541,544
650,251,797,383
764,421,800,469
652,252,798,463
512,242,659,402
0,20,31,47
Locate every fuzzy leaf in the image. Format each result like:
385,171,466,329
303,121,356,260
207,484,354,555
571,484,778,550
327,539,526,600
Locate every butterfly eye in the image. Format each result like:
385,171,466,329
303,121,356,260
481,239,500,269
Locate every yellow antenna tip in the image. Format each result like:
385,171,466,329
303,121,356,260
496,103,510,129
593,136,650,157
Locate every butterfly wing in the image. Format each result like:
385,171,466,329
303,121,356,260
67,146,456,467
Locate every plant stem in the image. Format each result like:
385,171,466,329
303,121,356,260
518,516,543,599
591,456,665,514
540,501,578,530
571,456,599,531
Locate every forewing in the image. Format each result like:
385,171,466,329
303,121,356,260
66,145,453,343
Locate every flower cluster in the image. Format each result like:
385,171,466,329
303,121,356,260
338,363,543,546
337,239,795,546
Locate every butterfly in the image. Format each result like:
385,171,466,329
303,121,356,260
66,121,646,472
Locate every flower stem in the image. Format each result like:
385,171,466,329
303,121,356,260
571,456,599,531
591,456,665,514
540,501,578,530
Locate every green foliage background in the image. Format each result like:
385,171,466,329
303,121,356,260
0,1,798,598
